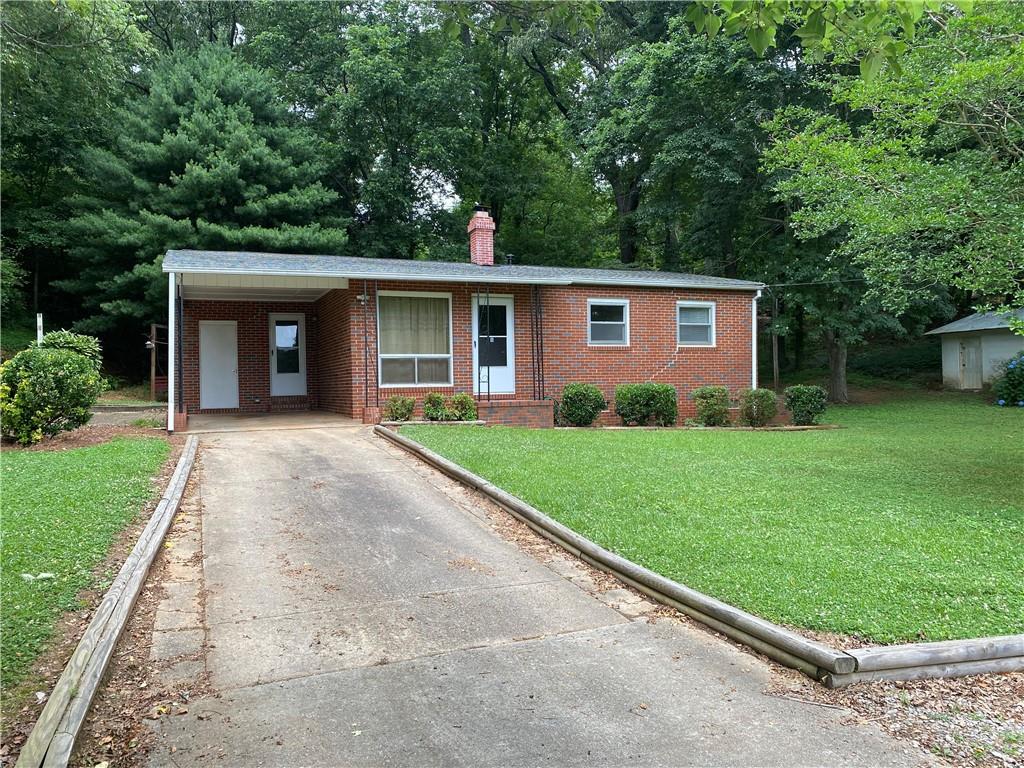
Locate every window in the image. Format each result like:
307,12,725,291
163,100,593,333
378,292,452,386
677,301,715,347
588,299,629,346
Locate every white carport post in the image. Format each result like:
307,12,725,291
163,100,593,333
167,271,176,432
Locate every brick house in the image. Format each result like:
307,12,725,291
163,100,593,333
164,209,763,430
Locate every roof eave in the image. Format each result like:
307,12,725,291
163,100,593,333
162,253,764,291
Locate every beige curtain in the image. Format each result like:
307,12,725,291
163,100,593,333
379,296,450,355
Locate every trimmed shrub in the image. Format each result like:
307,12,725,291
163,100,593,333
615,383,678,426
33,330,102,370
559,383,606,426
691,385,730,426
784,384,828,426
450,392,477,421
0,348,104,444
992,352,1024,408
423,392,476,421
423,392,453,421
738,388,778,427
382,395,415,422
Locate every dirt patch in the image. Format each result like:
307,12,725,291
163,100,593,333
3,424,168,452
447,556,496,576
378,432,1021,768
0,432,183,765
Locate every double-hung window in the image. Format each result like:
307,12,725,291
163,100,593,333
377,292,452,386
587,299,629,346
677,301,715,347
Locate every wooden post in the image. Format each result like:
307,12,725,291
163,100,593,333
36,313,43,344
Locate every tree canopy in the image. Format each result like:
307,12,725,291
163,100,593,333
1,0,1019,394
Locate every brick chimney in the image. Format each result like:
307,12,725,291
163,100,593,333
468,206,495,266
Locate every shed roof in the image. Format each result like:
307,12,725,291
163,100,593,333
925,308,1024,335
163,249,763,292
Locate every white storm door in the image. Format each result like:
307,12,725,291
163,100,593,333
199,321,239,409
472,295,515,394
270,313,307,396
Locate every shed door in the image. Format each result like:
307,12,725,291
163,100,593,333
959,337,982,390
200,321,239,409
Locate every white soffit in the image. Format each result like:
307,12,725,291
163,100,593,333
179,273,349,301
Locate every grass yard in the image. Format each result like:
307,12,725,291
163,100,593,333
404,394,1023,644
1,437,170,689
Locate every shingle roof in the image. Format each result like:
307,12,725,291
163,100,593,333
163,249,763,292
925,308,1024,335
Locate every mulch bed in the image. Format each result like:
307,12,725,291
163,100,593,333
0,427,183,767
2,424,169,452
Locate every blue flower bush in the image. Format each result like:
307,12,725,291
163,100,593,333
992,351,1024,407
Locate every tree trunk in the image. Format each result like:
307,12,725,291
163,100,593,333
792,305,805,371
824,330,849,403
613,175,641,265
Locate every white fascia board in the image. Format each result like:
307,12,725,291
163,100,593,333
164,263,764,291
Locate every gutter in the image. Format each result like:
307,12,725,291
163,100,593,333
161,264,764,293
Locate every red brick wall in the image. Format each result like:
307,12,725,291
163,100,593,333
347,280,540,422
477,399,554,428
539,286,756,420
341,281,755,423
314,290,352,415
181,300,320,413
180,282,757,424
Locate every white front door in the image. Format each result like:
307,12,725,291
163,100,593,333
472,295,515,394
199,321,238,409
270,313,307,396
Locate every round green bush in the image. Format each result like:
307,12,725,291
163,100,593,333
422,392,452,421
784,384,828,426
691,385,730,426
738,388,778,427
382,395,415,422
450,392,477,421
1,347,104,444
559,383,606,426
33,330,103,370
615,383,677,426
992,352,1024,408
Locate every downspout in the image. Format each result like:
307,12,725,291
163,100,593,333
362,280,369,413
752,289,762,390
374,280,380,408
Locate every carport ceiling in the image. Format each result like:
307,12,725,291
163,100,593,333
179,272,349,301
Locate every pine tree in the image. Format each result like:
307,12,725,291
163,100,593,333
62,45,349,331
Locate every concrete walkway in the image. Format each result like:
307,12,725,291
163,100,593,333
148,426,925,767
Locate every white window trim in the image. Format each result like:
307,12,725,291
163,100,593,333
377,290,454,388
587,298,630,347
677,300,716,348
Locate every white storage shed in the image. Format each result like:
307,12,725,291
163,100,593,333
926,309,1024,390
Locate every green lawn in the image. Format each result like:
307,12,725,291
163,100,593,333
0,437,170,689
404,395,1024,643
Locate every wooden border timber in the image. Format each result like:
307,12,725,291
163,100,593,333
374,425,1023,687
16,436,199,768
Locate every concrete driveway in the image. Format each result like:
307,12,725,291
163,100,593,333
148,426,924,767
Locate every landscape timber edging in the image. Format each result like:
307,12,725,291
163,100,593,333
374,425,1024,687
15,435,199,768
